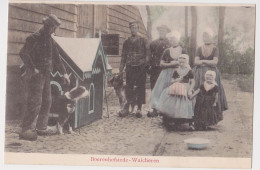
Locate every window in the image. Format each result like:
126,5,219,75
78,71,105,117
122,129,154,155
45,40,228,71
89,83,95,114
98,34,120,55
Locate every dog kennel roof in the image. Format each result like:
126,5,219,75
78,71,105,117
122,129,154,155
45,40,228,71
52,35,111,80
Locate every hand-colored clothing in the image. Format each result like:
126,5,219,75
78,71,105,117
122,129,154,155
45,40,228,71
196,45,218,61
194,84,219,127
172,70,194,83
193,46,228,121
161,46,184,64
150,47,182,109
157,67,194,119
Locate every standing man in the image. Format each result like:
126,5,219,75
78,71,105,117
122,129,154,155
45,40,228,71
119,20,149,118
147,25,171,117
19,14,70,141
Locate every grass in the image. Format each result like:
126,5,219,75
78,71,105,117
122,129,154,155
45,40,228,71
222,73,254,93
236,74,254,93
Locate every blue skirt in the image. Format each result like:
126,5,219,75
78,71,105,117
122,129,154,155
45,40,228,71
157,83,194,119
150,68,175,109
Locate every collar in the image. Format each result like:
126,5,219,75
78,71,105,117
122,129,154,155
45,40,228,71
177,66,190,76
39,28,52,39
204,81,216,91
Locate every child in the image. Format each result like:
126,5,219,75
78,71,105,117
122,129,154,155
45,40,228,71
56,86,89,135
189,70,219,130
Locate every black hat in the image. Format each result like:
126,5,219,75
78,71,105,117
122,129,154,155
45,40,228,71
42,14,62,27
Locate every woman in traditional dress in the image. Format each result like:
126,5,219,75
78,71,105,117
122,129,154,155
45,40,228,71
149,36,182,116
157,54,195,130
193,31,228,121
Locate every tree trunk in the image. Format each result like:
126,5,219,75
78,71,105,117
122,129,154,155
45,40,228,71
218,6,226,65
190,6,197,67
146,6,152,42
184,6,189,54
185,6,188,38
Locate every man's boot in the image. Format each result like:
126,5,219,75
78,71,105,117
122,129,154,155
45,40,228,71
119,104,129,117
19,129,37,141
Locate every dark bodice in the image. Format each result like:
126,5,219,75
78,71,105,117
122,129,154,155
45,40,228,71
196,46,219,60
172,70,194,83
199,84,218,97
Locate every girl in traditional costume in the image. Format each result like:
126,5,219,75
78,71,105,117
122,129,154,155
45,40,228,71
191,71,219,130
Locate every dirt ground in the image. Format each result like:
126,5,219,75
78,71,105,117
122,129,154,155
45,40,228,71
4,78,253,157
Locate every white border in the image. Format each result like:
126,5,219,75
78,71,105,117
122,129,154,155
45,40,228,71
1,0,259,170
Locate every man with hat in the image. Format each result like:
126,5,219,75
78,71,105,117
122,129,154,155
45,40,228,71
119,20,149,118
147,24,171,117
19,14,70,141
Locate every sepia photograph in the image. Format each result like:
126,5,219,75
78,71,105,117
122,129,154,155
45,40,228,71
2,0,257,169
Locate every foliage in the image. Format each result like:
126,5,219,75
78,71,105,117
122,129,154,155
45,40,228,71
222,73,254,93
236,74,254,93
180,27,254,76
179,36,190,53
149,6,166,23
218,28,255,75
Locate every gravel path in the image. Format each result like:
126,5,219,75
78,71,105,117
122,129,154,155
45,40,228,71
5,79,253,157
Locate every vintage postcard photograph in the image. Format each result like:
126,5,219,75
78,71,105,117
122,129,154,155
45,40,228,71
3,0,256,169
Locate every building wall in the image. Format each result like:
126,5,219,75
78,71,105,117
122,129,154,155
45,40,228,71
106,5,147,69
7,3,147,68
8,3,78,66
7,3,78,120
77,4,94,38
6,3,148,120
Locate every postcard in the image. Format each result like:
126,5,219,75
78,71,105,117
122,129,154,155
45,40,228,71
2,0,256,169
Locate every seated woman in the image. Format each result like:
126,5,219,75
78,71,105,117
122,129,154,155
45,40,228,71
157,54,195,131
149,36,182,117
193,30,228,122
